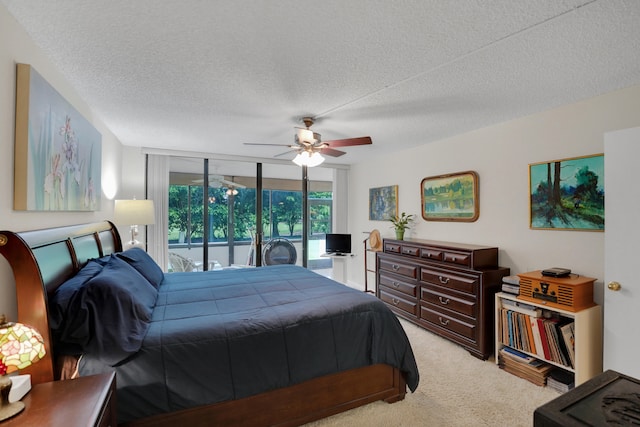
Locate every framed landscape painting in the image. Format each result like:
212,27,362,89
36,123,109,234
369,185,398,221
14,63,102,211
421,171,479,222
529,153,604,231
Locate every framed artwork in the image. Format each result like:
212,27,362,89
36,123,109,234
529,153,604,231
369,185,398,221
421,171,479,222
14,63,102,211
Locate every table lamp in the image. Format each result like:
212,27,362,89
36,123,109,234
114,199,155,249
0,314,46,421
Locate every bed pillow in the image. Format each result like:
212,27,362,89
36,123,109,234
57,254,158,365
116,248,164,289
49,260,105,332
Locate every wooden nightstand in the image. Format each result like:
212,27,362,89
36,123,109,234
3,372,116,427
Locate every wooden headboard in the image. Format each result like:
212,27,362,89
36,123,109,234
0,221,122,384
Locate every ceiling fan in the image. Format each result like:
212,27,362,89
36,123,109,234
192,175,246,195
245,117,372,167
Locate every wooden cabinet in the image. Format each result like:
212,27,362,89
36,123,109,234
4,372,116,427
495,292,603,386
376,238,509,360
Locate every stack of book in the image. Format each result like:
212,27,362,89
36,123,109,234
501,275,520,295
498,347,553,386
547,368,575,393
498,300,576,369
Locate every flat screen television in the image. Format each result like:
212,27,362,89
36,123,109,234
325,233,352,255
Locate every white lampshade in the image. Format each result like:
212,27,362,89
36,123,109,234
114,199,155,225
292,151,325,167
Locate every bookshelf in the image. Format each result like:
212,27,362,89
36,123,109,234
495,292,603,386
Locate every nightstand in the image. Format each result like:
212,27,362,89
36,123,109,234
3,372,116,427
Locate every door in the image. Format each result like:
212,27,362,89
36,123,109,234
603,126,640,378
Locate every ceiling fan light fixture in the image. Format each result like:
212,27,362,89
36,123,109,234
293,151,325,167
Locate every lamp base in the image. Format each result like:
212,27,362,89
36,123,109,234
0,376,25,421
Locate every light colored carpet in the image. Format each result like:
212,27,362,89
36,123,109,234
304,319,559,427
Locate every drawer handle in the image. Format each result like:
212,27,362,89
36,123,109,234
392,281,400,288
438,276,450,284
392,298,400,305
451,256,456,261
438,317,450,326
438,296,450,305
392,264,400,271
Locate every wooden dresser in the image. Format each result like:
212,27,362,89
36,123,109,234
376,238,509,359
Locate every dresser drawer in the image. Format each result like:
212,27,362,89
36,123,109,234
379,273,417,297
420,267,479,294
443,250,471,267
384,242,401,253
380,290,418,316
421,286,476,318
401,244,420,257
420,248,443,262
379,258,418,279
420,306,476,341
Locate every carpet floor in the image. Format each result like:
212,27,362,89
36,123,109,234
304,318,559,426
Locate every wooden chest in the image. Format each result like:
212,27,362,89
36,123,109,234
517,270,596,312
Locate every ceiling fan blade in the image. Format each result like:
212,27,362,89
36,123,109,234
243,142,293,147
320,147,346,157
274,149,297,158
324,136,372,147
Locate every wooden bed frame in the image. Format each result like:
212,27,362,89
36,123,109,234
0,221,406,426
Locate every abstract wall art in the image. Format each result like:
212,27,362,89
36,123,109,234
14,63,102,211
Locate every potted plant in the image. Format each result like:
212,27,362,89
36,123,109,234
389,212,414,240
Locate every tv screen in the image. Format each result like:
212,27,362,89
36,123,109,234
325,233,352,255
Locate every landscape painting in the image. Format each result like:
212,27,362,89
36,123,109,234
369,185,398,221
421,171,479,222
14,64,102,211
529,153,604,231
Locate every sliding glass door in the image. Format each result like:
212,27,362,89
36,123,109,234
166,156,336,273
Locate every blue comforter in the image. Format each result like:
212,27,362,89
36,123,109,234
78,265,419,423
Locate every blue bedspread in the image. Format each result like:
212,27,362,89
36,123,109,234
78,265,419,423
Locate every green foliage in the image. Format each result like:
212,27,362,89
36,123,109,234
389,212,414,231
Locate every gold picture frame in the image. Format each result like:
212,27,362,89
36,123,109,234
421,171,479,222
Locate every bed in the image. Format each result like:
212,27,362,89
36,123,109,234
0,221,419,426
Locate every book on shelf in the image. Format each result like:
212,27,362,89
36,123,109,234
498,348,553,386
547,368,575,392
529,315,546,359
559,322,576,368
499,306,573,369
536,318,552,360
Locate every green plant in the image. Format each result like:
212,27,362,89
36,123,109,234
389,212,414,231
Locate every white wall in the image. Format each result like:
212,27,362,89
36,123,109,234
348,84,640,305
0,6,125,319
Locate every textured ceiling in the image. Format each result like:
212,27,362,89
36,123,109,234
2,0,640,165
